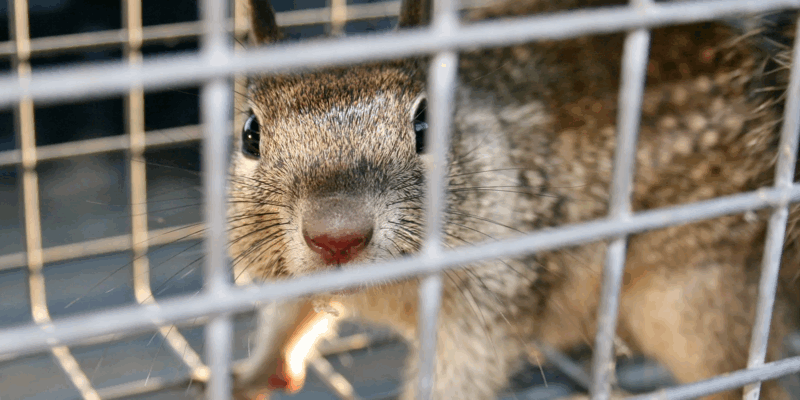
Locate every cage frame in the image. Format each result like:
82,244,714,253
2,0,800,399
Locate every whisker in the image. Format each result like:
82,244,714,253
448,167,529,178
447,210,524,234
449,187,563,199
64,223,208,308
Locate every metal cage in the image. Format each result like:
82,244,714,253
2,0,800,399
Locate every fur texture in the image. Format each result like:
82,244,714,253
228,0,800,399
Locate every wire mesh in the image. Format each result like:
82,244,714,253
2,0,800,399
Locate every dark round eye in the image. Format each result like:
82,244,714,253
241,113,261,158
413,98,427,154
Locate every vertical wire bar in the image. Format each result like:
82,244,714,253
418,0,459,397
233,0,249,143
206,310,234,400
202,0,230,63
125,0,150,307
201,0,234,398
10,0,46,326
742,17,800,400
9,1,100,399
231,0,252,288
124,0,210,384
418,273,444,399
330,0,347,36
201,0,232,304
589,28,650,400
424,0,458,255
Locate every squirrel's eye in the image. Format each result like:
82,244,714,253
241,114,261,158
413,98,427,154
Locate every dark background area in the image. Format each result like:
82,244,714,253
0,0,394,151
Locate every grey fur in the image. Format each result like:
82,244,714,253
229,1,800,399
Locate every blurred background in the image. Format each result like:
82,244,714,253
0,0,781,399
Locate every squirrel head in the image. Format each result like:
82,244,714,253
229,0,432,280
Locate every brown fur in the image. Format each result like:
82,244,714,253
229,0,800,398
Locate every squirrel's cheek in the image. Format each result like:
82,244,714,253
234,152,261,176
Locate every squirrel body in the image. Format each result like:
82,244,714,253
229,1,800,399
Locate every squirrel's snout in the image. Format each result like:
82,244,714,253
303,231,372,265
302,197,374,265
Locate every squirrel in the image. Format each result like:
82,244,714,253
227,0,800,399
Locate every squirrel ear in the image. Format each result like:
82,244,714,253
248,0,282,44
397,0,432,28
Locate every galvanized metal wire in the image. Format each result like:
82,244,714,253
589,26,650,400
743,15,800,400
3,0,800,399
200,0,236,396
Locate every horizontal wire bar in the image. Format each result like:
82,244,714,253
95,375,196,399
625,356,800,400
0,21,192,58
30,316,212,359
0,124,202,167
0,0,493,59
64,330,394,399
0,327,397,398
0,223,202,272
0,2,403,58
0,0,799,107
2,183,799,360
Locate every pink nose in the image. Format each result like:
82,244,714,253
302,196,374,266
303,230,372,265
